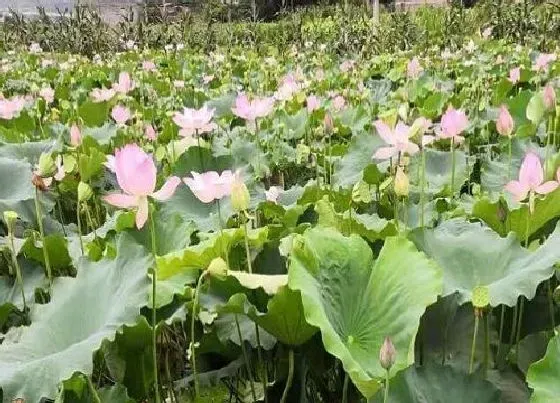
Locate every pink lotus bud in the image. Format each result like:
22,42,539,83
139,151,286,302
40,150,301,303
145,124,157,141
544,85,556,110
508,67,520,84
496,105,514,137
70,124,81,146
379,336,396,370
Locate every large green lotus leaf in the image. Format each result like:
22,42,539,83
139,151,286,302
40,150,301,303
78,101,109,127
411,219,560,307
0,259,44,310
409,148,469,196
369,364,501,403
0,234,151,403
288,227,442,398
57,374,135,403
156,227,268,280
527,334,560,403
0,140,61,162
332,132,384,188
517,332,550,375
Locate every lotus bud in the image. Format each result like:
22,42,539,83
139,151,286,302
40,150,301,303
207,257,228,280
394,166,409,197
543,85,556,110
70,124,82,147
77,181,93,202
379,336,396,370
496,105,514,137
37,153,55,177
231,180,250,212
3,210,18,234
324,113,334,135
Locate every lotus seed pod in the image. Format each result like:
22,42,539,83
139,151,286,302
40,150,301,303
394,166,409,197
3,210,18,234
472,285,490,308
207,257,228,280
379,336,396,370
77,182,93,202
231,180,250,212
37,153,55,177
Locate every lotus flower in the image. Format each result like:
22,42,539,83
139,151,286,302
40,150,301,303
70,124,81,146
54,155,65,182
29,43,42,54
173,80,185,89
543,85,556,110
306,95,320,113
111,105,131,125
142,60,157,72
482,26,492,39
496,105,514,137
509,67,521,84
439,106,469,142
183,170,235,203
103,144,181,228
339,60,355,73
232,94,274,122
0,96,25,120
90,87,115,103
407,57,423,79
332,96,345,111
373,120,419,160
505,152,558,208
172,105,216,137
113,72,135,94
533,53,556,72
39,87,54,104
145,123,157,141
265,186,281,203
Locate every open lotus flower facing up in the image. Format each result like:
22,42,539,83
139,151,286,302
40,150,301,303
505,152,558,212
496,105,514,137
111,105,131,126
373,120,419,160
533,53,556,72
113,72,135,94
438,106,469,142
232,94,275,122
0,96,26,120
103,144,181,228
172,106,216,137
183,170,235,204
509,67,521,84
90,87,115,103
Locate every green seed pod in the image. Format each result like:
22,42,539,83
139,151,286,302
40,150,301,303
3,210,18,234
231,181,250,212
207,257,228,280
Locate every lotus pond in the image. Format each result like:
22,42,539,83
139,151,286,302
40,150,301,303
0,38,559,402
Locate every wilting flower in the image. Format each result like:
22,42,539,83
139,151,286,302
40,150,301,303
509,67,521,84
373,121,419,159
70,124,81,147
90,87,115,103
332,95,345,111
142,60,157,72
379,336,397,370
0,96,26,120
533,53,556,72
306,95,321,113
103,144,181,228
496,105,514,137
172,105,216,137
113,72,135,94
407,57,423,79
438,106,469,142
543,84,556,110
39,87,54,104
183,170,235,203
265,186,281,203
232,94,275,122
145,123,157,141
111,105,131,125
505,152,558,210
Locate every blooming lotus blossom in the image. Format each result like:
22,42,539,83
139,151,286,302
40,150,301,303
142,60,157,72
90,87,115,103
29,43,42,54
332,95,345,111
39,87,54,104
172,105,216,137
496,105,514,137
103,144,181,228
509,67,521,84
339,60,355,73
505,152,558,209
111,105,131,125
543,85,556,110
145,124,157,141
265,186,281,203
438,106,469,142
306,95,320,113
275,75,300,101
232,94,275,122
407,57,423,79
0,96,25,120
203,75,214,84
113,72,135,94
533,53,556,72
373,121,419,160
70,124,81,147
173,80,185,89
183,170,235,203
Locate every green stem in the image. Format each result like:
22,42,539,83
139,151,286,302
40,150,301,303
394,196,399,232
507,137,512,180
86,375,101,403
484,312,490,378
497,305,505,360
34,187,52,286
515,297,525,356
235,314,257,402
508,303,518,347
342,372,350,403
280,349,294,403
450,138,456,199
469,313,479,374
255,324,268,403
383,369,390,403
547,279,556,332
149,207,161,403
8,232,27,313
216,200,229,267
76,200,84,255
420,149,426,228
191,271,206,398
243,216,253,274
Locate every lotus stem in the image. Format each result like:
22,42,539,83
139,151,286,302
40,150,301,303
280,349,294,403
469,311,480,374
190,270,206,398
420,148,426,228
497,305,505,360
148,207,161,403
342,372,350,403
34,187,52,287
450,138,456,199
243,214,253,274
196,134,205,172
8,230,27,314
216,199,229,267
255,324,268,403
76,200,84,255
383,369,390,403
515,297,525,357
547,279,556,332
483,311,490,378
507,137,512,180
508,303,518,348
235,314,257,402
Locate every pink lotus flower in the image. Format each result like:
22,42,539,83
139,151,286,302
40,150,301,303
306,95,320,113
142,60,157,72
70,124,81,146
543,85,556,110
145,123,157,141
407,57,423,79
0,96,25,120
39,87,54,104
203,75,214,84
173,80,185,89
373,121,419,159
103,144,181,228
90,87,115,103
113,72,135,94
104,155,116,172
183,170,235,203
232,94,275,122
265,186,281,203
533,53,556,72
496,105,514,137
111,105,131,126
332,95,345,111
482,26,492,39
172,105,216,137
339,60,355,73
438,106,469,142
509,67,521,84
505,152,558,209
